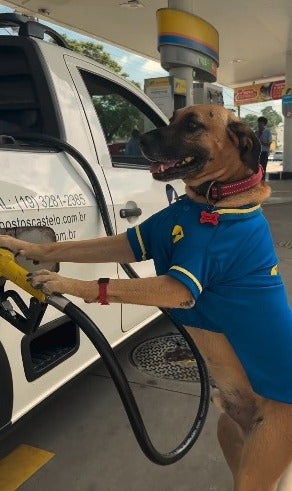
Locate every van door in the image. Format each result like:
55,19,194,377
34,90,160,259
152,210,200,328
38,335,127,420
64,56,185,331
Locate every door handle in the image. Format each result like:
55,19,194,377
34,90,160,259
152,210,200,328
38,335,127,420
120,207,142,218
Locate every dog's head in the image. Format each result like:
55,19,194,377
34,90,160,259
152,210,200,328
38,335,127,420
140,105,261,183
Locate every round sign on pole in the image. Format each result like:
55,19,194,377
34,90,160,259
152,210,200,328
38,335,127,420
156,9,219,83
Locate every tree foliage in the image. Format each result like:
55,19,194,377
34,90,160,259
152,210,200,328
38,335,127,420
240,114,258,132
63,35,142,142
92,95,141,142
241,105,282,132
63,35,127,76
261,106,282,128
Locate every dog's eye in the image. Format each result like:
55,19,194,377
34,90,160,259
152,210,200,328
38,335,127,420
189,121,197,129
187,120,204,132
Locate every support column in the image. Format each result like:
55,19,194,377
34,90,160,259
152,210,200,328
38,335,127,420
168,0,197,14
283,51,292,176
168,0,196,106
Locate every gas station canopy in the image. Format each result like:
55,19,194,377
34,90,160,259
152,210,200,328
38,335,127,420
2,0,292,88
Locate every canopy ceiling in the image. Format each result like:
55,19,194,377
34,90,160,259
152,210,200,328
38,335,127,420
2,0,292,87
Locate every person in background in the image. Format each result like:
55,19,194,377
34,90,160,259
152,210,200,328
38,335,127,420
125,129,142,156
255,116,272,180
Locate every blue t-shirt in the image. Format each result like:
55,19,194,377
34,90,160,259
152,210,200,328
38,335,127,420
255,127,272,152
127,197,292,403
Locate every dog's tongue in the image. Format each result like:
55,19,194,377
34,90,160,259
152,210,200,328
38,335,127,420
150,160,177,174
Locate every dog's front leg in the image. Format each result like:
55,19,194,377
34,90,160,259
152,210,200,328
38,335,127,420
29,272,195,308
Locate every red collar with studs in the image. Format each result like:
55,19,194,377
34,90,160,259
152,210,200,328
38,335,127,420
196,165,264,226
195,165,263,202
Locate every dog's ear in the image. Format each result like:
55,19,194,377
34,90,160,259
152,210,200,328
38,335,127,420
227,121,261,172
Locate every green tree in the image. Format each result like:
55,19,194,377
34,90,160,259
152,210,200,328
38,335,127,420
63,35,127,76
261,106,282,128
92,95,141,142
63,35,142,142
241,106,282,132
240,114,258,131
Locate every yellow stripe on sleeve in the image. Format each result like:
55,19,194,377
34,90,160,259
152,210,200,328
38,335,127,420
135,225,147,261
169,265,203,293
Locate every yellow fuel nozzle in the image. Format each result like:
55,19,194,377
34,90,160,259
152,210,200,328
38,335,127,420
0,248,46,303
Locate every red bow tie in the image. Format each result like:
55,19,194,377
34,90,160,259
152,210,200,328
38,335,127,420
200,210,219,225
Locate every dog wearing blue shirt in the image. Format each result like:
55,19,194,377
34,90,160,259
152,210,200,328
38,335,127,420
138,105,292,491
1,105,291,491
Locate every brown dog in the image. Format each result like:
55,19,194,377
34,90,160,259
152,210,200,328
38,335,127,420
1,105,292,491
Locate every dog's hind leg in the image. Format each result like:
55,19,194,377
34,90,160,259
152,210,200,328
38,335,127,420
277,462,292,491
211,389,244,479
217,412,244,480
184,327,292,490
234,400,292,491
216,402,292,491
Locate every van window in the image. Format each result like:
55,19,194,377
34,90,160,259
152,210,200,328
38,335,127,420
0,46,42,134
79,69,165,168
0,42,62,138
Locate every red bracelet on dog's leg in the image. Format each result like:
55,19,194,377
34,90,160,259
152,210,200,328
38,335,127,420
98,278,110,305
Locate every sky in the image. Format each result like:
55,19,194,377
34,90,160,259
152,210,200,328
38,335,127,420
0,3,283,120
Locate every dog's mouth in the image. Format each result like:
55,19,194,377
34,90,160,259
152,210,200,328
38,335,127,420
147,152,209,181
150,156,193,175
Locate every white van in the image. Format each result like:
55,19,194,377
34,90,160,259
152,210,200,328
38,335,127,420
0,13,184,432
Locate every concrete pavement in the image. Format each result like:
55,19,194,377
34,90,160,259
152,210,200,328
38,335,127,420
263,179,292,300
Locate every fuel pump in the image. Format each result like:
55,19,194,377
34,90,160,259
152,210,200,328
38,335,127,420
144,76,187,119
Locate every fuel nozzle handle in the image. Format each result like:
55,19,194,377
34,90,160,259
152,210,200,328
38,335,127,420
0,248,46,303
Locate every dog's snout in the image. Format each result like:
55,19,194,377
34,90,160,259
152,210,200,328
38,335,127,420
139,134,149,155
140,129,164,156
140,130,159,146
139,132,149,149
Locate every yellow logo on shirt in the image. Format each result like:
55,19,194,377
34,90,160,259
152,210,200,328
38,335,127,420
271,265,278,275
172,225,184,243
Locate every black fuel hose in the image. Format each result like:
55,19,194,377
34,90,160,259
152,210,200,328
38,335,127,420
49,294,209,465
11,133,210,464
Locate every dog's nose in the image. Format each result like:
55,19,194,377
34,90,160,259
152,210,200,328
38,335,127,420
139,133,150,152
139,133,149,146
140,130,160,150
